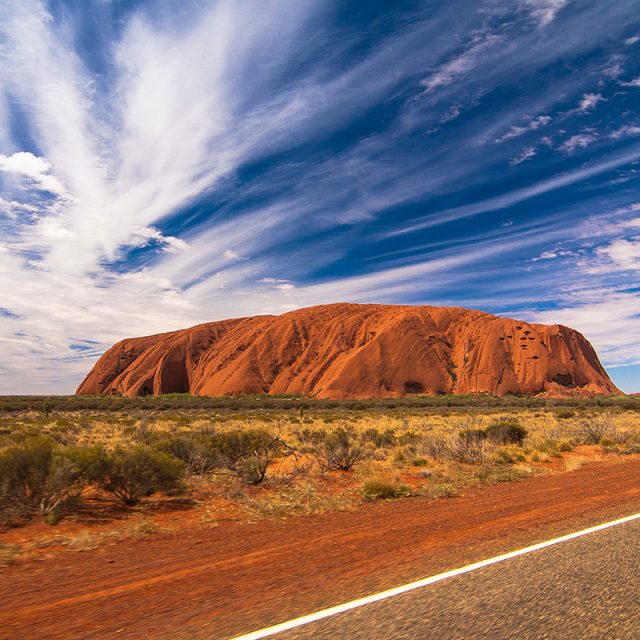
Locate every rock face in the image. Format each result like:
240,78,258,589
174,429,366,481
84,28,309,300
77,303,621,398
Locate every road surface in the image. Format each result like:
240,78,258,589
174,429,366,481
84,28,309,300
251,517,640,639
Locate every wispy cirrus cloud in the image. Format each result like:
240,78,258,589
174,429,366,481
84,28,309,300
558,132,598,153
1,0,640,393
495,115,552,143
520,0,570,27
510,146,537,164
420,33,501,93
577,92,605,112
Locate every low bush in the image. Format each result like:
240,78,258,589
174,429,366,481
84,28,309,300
427,482,458,498
362,475,410,500
491,445,527,465
445,432,488,463
485,418,528,446
160,428,283,484
361,428,397,448
211,429,283,484
98,446,184,505
576,415,613,445
161,434,214,476
0,437,105,516
311,426,367,471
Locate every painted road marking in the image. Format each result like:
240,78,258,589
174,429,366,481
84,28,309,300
229,511,640,640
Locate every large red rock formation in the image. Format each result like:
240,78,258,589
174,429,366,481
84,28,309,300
76,303,621,398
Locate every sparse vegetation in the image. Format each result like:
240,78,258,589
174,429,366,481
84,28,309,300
485,417,528,445
362,475,410,500
98,447,184,505
2,395,640,539
309,426,368,471
575,414,614,445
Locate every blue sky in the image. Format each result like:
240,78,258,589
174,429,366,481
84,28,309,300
1,0,640,394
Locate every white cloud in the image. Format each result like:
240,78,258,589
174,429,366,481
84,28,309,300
529,290,640,367
386,144,640,237
0,0,638,392
597,238,640,271
558,133,597,153
0,152,67,196
131,227,188,253
259,277,290,284
223,249,244,260
258,277,295,291
610,125,640,139
511,146,537,165
440,104,462,123
534,250,557,260
420,34,501,93
521,0,569,27
601,55,625,79
625,36,640,45
620,76,640,88
577,93,605,112
531,248,574,261
0,197,38,218
496,115,551,143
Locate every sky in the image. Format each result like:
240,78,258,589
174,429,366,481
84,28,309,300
0,0,640,394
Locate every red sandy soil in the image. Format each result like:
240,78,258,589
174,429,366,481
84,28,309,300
2,457,640,640
77,302,620,399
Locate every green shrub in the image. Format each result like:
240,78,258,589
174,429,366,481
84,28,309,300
98,447,184,505
159,434,215,476
0,438,105,515
159,428,282,484
485,418,527,446
211,429,277,465
362,476,410,500
235,455,270,485
361,428,397,448
210,429,282,484
312,426,367,471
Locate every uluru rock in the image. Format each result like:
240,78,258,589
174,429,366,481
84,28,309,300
76,303,621,398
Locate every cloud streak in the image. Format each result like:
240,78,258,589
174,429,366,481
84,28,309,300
1,0,640,392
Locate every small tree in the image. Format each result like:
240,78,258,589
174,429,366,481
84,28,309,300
314,427,367,471
445,432,487,463
209,429,283,484
99,447,184,505
576,414,613,445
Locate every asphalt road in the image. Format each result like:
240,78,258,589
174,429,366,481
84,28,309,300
269,518,640,640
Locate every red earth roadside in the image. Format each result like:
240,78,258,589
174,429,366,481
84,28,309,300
2,458,640,640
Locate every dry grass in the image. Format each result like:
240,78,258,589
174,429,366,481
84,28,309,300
564,455,591,472
238,480,357,520
3,403,640,543
0,544,21,567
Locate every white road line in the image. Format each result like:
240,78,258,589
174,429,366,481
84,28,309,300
228,511,640,640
